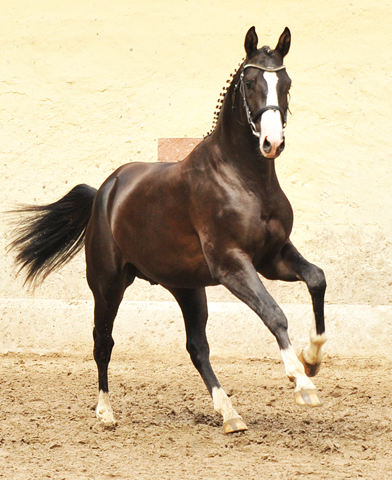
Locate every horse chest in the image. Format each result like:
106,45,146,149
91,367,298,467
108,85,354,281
261,216,288,246
254,197,293,256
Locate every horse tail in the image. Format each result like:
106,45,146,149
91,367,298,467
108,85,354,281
7,184,97,288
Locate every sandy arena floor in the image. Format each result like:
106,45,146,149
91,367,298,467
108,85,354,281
1,349,391,479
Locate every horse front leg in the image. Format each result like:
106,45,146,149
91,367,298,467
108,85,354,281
169,287,248,434
207,252,322,407
259,241,327,378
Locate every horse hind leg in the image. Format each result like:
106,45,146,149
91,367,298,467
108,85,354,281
91,285,124,425
87,254,135,425
169,287,248,434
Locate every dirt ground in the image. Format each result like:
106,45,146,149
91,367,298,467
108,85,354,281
1,349,391,480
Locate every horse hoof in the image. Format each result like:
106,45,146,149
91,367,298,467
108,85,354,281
294,389,322,407
96,409,117,426
298,350,321,377
223,417,249,434
100,417,117,427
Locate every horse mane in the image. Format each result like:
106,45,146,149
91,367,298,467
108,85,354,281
204,58,245,138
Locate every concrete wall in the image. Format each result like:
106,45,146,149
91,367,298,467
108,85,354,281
1,0,391,355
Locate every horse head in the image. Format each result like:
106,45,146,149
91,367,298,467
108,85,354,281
241,27,292,158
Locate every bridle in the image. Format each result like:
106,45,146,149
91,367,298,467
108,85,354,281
233,63,288,138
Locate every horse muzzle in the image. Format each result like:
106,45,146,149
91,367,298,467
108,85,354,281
261,136,286,158
259,109,286,158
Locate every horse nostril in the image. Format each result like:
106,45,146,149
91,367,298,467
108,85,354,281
278,139,285,153
263,138,272,153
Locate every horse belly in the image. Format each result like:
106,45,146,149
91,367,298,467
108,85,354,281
112,205,214,289
125,234,214,288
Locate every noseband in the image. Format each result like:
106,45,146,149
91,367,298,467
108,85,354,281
234,63,288,138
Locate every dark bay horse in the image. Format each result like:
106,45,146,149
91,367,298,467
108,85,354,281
9,27,326,434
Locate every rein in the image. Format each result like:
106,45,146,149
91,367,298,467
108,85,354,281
234,63,288,138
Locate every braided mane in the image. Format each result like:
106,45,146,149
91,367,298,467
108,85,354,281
204,58,245,138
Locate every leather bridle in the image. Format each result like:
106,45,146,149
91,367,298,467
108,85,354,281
233,63,288,138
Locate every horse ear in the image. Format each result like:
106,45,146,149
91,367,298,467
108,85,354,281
275,27,291,59
245,26,258,58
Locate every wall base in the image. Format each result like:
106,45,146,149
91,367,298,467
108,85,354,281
1,299,390,357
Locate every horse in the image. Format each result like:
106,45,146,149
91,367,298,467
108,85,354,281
8,26,327,434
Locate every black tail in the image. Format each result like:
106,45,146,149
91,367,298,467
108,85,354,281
7,184,97,287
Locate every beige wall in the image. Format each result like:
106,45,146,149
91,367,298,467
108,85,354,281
1,0,391,314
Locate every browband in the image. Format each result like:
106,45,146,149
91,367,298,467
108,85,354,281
242,64,286,73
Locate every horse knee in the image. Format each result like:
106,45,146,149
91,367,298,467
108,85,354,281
306,265,326,296
261,305,290,350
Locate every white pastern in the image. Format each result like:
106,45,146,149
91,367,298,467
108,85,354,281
281,346,317,392
212,386,241,423
96,390,116,424
302,329,327,365
259,72,284,157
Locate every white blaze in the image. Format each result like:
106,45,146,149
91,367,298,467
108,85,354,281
259,72,284,158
